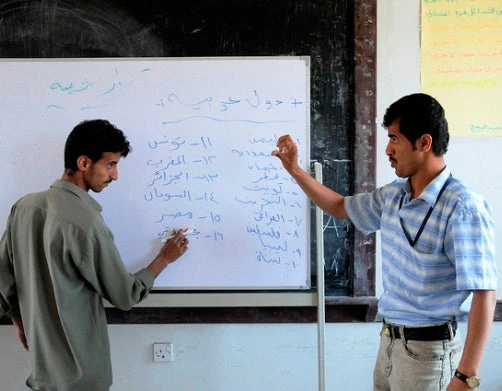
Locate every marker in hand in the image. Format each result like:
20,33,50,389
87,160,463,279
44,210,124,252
161,228,197,243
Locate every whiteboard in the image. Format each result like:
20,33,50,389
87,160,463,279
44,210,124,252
0,57,311,289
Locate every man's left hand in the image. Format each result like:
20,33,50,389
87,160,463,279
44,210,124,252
11,316,28,351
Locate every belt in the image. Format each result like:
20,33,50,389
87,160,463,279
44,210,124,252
383,321,457,341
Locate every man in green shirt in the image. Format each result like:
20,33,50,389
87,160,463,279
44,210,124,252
0,119,189,390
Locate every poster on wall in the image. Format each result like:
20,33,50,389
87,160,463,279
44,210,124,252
421,0,502,136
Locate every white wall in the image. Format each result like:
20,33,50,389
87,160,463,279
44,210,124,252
2,323,378,391
2,322,502,391
2,1,502,390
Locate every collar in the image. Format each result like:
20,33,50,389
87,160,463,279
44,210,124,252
402,167,452,208
50,179,103,213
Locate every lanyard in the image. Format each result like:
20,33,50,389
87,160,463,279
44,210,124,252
399,174,452,247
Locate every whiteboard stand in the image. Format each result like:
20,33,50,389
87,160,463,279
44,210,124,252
314,162,326,391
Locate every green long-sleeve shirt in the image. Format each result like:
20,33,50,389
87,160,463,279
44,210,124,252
0,180,155,390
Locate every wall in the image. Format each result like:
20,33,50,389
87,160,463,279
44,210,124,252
2,322,502,391
1,1,502,390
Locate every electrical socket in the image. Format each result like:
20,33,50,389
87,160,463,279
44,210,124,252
153,342,174,362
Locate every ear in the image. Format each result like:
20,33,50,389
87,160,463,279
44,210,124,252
417,134,433,152
76,155,91,171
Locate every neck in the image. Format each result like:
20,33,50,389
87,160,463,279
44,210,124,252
61,170,89,192
409,159,446,199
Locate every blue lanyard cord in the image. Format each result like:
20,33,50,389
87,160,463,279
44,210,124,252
399,174,452,247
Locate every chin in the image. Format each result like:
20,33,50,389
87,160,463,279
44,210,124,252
91,186,105,193
394,169,406,178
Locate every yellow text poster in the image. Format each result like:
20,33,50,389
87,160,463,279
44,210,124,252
421,0,502,136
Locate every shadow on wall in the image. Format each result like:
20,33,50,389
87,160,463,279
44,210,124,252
0,0,162,57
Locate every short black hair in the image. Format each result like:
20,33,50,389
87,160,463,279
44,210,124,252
64,119,131,172
382,93,449,156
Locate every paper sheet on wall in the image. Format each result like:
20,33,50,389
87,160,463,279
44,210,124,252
421,0,502,136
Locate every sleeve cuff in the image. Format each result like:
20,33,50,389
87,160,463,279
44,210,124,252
134,268,156,290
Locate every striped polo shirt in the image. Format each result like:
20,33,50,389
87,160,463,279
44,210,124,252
345,167,497,326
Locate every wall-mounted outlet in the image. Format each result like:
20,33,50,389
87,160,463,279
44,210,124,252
153,342,174,362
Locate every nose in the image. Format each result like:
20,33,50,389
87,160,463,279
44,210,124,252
111,167,119,181
385,140,393,157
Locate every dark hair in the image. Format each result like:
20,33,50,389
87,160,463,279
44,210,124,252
64,119,132,172
382,93,449,156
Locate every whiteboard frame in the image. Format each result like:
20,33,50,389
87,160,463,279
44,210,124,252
0,55,312,291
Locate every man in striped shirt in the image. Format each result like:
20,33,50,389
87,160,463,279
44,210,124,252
273,93,496,390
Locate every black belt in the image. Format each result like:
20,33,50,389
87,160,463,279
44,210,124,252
383,321,457,341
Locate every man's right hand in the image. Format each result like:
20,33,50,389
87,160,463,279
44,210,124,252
148,229,190,278
271,134,301,175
